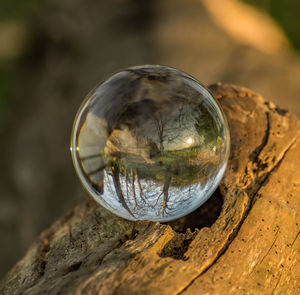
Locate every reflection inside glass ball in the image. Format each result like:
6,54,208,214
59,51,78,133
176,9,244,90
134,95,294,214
71,65,230,222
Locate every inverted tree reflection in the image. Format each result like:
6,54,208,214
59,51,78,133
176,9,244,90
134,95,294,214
72,66,229,221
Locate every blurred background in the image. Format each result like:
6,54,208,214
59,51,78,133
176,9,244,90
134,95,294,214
0,0,299,278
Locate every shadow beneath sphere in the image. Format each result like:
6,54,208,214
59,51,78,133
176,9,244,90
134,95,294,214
165,187,223,233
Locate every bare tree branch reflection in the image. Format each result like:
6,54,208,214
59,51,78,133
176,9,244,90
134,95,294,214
135,169,147,203
111,162,135,218
161,173,172,216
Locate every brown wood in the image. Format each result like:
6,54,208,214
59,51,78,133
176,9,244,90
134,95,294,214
1,84,299,295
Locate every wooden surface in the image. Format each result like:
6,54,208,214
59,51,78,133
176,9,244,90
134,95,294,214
1,84,299,295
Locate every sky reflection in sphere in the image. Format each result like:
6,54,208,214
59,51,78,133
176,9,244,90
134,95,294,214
71,65,230,222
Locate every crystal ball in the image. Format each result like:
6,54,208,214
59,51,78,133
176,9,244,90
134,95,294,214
71,65,230,222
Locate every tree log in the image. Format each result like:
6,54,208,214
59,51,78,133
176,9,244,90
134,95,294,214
1,84,299,295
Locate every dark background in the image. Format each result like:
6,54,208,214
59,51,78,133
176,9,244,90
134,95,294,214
1,0,300,278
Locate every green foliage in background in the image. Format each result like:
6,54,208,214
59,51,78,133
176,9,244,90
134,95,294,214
243,0,300,50
0,66,15,124
0,0,41,127
0,0,40,21
0,61,16,129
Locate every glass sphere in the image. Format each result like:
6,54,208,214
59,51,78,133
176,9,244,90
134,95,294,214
71,65,230,222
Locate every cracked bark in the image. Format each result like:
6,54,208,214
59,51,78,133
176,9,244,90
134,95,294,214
1,84,299,295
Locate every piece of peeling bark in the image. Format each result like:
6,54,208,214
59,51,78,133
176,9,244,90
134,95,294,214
1,84,299,295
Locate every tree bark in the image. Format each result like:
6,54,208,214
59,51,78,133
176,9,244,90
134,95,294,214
1,84,299,295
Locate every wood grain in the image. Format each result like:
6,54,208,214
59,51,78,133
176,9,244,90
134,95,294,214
1,84,299,295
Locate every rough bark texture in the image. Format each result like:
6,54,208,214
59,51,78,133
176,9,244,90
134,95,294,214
1,84,299,295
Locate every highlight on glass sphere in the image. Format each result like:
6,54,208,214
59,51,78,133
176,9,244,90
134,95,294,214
71,65,230,222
